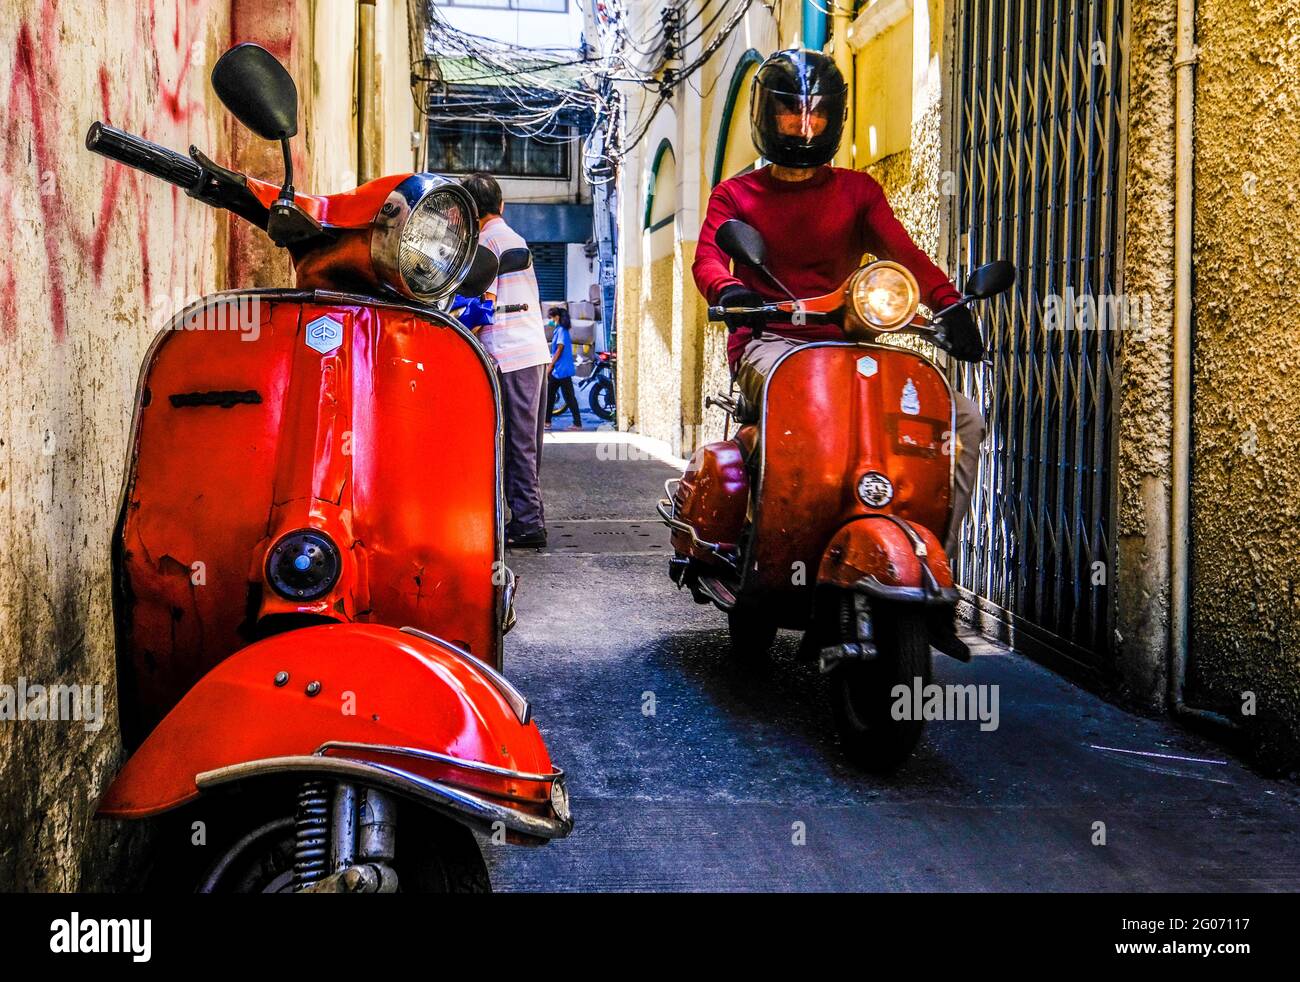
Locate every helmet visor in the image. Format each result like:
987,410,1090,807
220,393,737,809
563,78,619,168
751,82,846,164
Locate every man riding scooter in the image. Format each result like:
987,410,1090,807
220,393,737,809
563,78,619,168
692,48,985,660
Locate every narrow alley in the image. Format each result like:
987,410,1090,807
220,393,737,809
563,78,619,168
486,435,1300,892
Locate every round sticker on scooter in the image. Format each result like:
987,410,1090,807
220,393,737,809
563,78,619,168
857,471,894,508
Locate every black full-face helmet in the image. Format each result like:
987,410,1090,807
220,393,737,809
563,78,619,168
749,49,848,169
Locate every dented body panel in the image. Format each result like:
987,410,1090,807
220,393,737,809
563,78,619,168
113,290,503,742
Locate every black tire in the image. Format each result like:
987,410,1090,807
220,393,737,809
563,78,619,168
143,788,489,893
727,605,779,662
589,378,615,420
830,607,931,772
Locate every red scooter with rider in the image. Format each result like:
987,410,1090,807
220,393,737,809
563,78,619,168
88,43,571,891
659,50,1013,770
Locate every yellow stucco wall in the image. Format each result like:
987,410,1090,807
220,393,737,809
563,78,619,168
1188,0,1300,767
0,0,414,890
616,0,796,453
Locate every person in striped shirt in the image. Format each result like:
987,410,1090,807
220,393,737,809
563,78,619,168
462,173,552,549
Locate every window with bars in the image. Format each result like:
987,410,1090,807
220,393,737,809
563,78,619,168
426,121,572,179
530,242,568,302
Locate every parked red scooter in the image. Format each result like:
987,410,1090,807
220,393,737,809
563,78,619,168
659,219,1013,771
88,43,571,892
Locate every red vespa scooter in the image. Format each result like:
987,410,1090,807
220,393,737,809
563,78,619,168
88,44,571,892
658,219,1013,771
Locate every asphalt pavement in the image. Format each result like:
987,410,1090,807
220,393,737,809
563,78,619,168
482,435,1300,892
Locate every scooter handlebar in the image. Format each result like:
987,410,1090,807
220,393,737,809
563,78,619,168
86,122,203,192
706,303,783,322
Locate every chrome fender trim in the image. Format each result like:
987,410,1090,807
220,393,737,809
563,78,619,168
195,754,573,840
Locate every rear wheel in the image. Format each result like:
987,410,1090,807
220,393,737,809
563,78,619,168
830,606,931,772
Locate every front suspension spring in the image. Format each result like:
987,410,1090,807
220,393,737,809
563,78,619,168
292,780,331,889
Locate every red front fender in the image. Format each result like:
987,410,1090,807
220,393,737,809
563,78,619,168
817,516,957,603
97,624,569,838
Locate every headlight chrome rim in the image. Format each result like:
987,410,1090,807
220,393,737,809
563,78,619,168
370,174,478,305
850,261,919,332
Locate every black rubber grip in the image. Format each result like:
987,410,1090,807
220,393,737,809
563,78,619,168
86,122,202,190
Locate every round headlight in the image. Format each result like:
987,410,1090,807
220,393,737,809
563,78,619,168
851,262,919,331
371,175,478,304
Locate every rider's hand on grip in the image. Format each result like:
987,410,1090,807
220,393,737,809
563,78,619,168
717,284,767,334
933,305,984,362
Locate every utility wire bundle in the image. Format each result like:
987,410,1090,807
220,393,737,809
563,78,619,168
408,0,759,184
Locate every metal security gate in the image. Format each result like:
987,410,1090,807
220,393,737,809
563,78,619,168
531,242,568,304
949,0,1129,672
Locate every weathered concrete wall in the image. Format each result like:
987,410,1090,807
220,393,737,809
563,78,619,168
0,0,236,894
1189,0,1300,768
0,0,414,891
1114,0,1177,708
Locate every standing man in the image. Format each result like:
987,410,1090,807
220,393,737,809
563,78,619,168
461,173,551,549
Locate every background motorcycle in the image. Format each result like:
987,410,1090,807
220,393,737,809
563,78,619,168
658,219,1013,771
551,349,616,421
87,44,572,892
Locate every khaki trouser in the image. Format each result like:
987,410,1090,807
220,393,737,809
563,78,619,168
735,334,985,555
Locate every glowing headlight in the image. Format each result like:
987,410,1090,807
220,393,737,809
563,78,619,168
371,174,478,304
851,262,919,331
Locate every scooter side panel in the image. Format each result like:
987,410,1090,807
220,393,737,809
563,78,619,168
672,440,749,559
97,624,552,819
747,343,952,597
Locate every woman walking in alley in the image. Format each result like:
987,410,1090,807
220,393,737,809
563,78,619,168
545,306,584,431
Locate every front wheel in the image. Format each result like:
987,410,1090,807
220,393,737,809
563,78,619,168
144,786,490,893
589,377,615,420
830,607,931,772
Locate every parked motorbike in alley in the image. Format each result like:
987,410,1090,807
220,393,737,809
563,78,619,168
550,349,616,422
87,43,572,892
658,219,1013,771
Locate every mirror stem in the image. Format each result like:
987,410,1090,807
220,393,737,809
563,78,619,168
278,137,294,197
934,296,974,319
759,265,800,304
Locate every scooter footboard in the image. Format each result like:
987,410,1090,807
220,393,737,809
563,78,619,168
96,623,571,840
817,516,957,605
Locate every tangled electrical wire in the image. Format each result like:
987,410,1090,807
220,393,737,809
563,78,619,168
409,0,759,184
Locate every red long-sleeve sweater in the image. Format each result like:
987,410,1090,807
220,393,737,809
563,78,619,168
692,165,963,370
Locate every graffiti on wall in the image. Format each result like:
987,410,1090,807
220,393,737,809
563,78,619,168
0,0,302,343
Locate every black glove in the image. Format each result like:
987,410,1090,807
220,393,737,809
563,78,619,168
933,305,984,362
717,284,768,334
